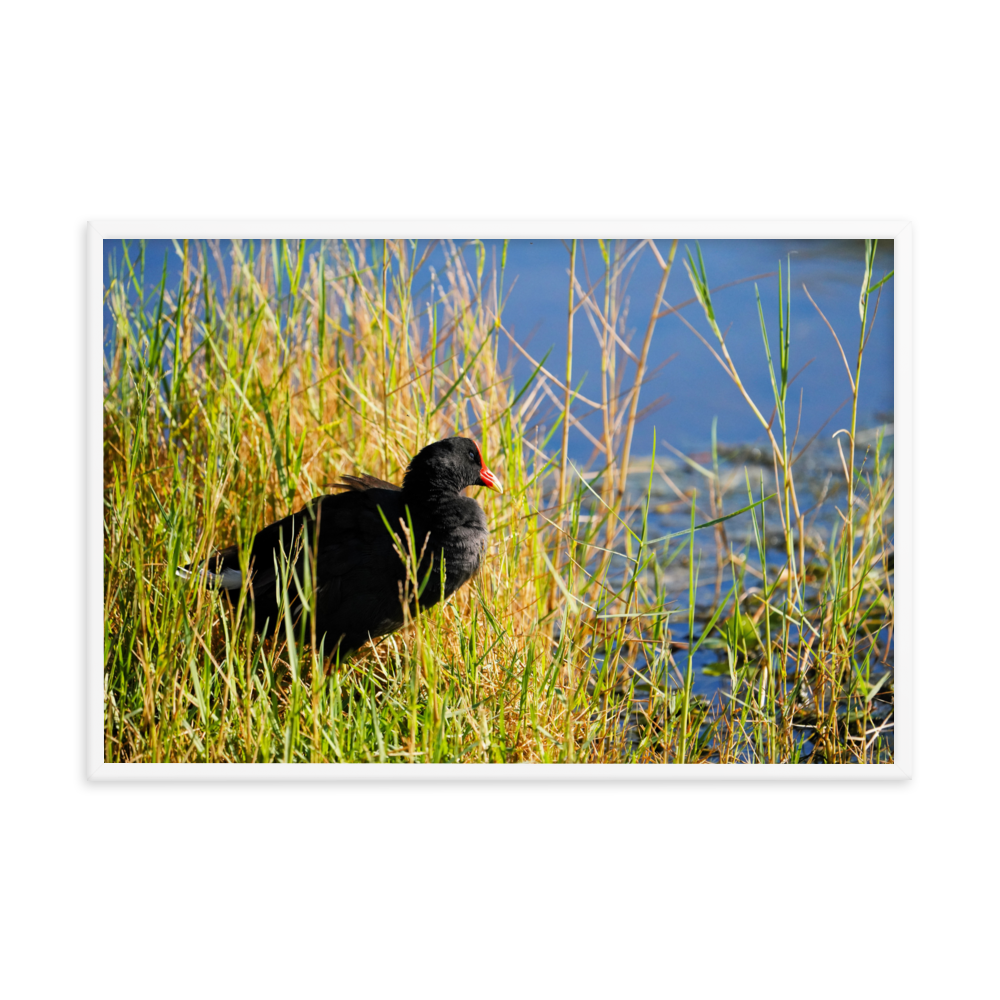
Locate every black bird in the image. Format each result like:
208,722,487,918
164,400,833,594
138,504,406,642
178,437,503,660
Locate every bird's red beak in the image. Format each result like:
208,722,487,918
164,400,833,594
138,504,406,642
472,441,503,493
478,465,504,494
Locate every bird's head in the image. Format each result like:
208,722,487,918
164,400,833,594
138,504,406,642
404,437,504,498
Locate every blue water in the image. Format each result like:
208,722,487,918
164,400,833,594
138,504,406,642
103,237,893,457
490,238,893,454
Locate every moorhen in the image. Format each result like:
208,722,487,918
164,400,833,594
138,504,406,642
178,437,503,659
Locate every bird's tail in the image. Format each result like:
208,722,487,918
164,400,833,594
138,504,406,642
177,556,243,590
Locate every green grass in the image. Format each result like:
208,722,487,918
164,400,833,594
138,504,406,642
103,237,894,763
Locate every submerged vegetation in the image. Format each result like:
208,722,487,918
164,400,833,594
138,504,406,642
103,237,894,763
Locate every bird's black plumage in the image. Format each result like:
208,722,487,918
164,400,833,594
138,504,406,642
180,437,503,660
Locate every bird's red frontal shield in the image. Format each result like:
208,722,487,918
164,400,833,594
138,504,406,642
473,441,503,493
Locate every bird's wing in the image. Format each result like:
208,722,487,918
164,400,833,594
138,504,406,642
309,490,415,641
333,473,403,493
183,489,419,649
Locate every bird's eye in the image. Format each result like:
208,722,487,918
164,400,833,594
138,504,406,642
469,449,477,462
